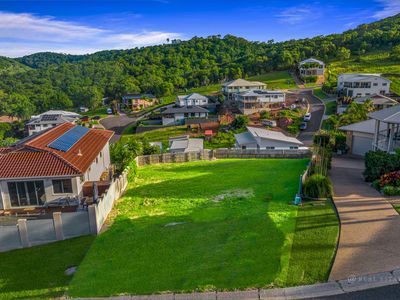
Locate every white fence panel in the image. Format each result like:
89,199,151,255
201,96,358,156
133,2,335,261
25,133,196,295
0,225,21,252
62,211,90,238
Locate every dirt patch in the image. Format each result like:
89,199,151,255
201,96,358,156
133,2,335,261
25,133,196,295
212,189,254,202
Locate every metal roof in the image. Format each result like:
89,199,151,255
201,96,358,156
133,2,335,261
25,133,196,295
339,119,376,134
339,74,391,83
221,79,266,87
247,126,303,145
368,105,400,124
162,105,209,114
299,58,324,65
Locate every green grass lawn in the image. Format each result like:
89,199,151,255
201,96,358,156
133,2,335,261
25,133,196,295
68,159,338,297
313,88,329,100
122,125,187,144
393,204,400,214
249,71,296,89
324,101,337,116
81,107,109,118
0,236,94,300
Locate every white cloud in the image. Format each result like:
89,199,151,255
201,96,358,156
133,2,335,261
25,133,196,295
373,0,400,19
276,5,319,25
0,11,183,57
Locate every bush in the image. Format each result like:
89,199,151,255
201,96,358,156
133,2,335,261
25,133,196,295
303,174,333,199
364,150,400,182
371,179,381,191
314,131,331,147
380,170,400,187
382,185,400,196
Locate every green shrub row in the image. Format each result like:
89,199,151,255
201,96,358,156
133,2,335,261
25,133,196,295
364,150,400,182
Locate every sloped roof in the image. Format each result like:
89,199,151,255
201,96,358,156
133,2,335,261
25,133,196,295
339,119,376,134
368,105,400,124
299,58,324,65
27,114,76,126
354,94,398,105
237,90,285,97
221,78,266,87
37,110,81,118
247,126,303,145
0,123,114,179
169,137,203,152
234,132,256,145
339,74,391,83
162,105,209,114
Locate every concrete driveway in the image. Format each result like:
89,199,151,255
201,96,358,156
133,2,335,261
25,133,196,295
329,156,400,281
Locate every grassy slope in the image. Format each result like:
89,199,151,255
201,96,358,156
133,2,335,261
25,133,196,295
121,125,187,144
249,71,296,89
286,201,339,286
327,52,400,94
0,236,94,300
68,159,337,297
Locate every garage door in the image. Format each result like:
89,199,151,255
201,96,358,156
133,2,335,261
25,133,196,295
352,136,373,156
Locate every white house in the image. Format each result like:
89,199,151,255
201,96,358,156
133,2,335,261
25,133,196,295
337,74,391,98
169,136,204,153
27,110,81,136
221,79,267,100
298,58,325,77
161,106,209,126
0,123,113,210
233,90,285,115
234,126,304,150
176,93,217,112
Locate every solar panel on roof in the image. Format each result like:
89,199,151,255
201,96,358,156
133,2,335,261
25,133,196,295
48,125,89,152
41,114,59,121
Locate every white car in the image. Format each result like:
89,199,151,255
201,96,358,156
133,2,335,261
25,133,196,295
304,113,312,122
262,119,277,127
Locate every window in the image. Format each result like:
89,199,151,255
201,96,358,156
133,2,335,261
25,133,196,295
96,157,99,164
7,181,45,207
373,83,378,86
52,179,73,194
383,83,388,86
290,146,299,149
266,146,275,149
241,145,246,150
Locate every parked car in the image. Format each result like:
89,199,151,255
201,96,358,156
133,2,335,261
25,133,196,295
92,115,101,120
262,119,277,127
299,122,308,130
79,106,89,112
106,108,113,115
304,113,312,122
290,104,297,110
80,116,89,122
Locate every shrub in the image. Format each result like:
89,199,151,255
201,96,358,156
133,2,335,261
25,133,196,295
371,179,381,191
313,131,331,147
303,174,333,199
379,170,400,188
364,150,400,182
382,185,400,196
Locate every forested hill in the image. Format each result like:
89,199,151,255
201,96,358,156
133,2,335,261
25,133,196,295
1,14,400,118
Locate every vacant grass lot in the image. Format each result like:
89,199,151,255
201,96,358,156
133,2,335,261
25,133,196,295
69,159,338,297
249,71,296,89
313,88,329,100
121,125,187,144
0,236,94,300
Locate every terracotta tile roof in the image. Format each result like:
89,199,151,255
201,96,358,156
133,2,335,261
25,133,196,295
0,151,80,179
0,147,11,154
0,123,114,179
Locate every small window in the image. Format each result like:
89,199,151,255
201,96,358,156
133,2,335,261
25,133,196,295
241,146,246,150
373,83,378,86
266,146,275,150
96,157,99,163
382,83,388,86
99,151,102,158
52,179,73,194
290,146,299,149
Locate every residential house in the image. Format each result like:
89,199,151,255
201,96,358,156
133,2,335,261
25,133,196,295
27,110,81,136
221,79,267,100
337,74,391,98
233,90,285,115
161,106,209,126
337,94,398,114
0,123,113,210
234,126,304,150
339,105,400,155
169,135,204,153
0,116,18,123
122,94,158,110
176,93,217,112
298,58,325,77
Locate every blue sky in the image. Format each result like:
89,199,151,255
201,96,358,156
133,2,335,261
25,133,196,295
0,0,399,57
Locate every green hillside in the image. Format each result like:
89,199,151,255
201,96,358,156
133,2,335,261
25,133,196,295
0,56,30,75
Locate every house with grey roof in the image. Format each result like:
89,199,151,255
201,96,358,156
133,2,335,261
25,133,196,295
339,104,400,155
233,90,285,115
221,79,267,100
337,74,391,98
169,135,204,153
234,126,304,150
176,93,217,112
161,106,209,126
298,58,325,77
27,110,80,136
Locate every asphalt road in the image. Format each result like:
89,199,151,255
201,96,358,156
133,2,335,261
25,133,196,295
314,285,400,300
100,114,138,143
294,89,325,146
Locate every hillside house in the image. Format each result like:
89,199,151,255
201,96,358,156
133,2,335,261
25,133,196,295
122,94,158,110
27,110,81,136
0,123,113,210
337,74,391,98
234,126,304,150
221,79,266,100
298,58,325,77
176,93,217,112
161,106,209,126
233,90,285,115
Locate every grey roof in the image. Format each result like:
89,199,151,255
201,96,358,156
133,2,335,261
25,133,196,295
162,105,209,114
221,79,266,87
339,119,376,134
35,110,81,118
299,58,324,65
339,74,391,83
234,132,256,145
247,126,303,145
169,137,203,152
368,105,400,124
178,93,208,101
237,89,285,97
27,114,76,125
354,94,397,105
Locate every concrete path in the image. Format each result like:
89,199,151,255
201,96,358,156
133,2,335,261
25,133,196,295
329,156,400,281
